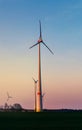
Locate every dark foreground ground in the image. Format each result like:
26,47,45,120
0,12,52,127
0,110,82,130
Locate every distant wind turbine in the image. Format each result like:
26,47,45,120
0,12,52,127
29,20,54,112
7,92,12,101
32,77,38,112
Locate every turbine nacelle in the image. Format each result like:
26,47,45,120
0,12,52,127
38,38,43,43
32,77,38,84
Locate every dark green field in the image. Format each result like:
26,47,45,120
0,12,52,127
0,111,82,130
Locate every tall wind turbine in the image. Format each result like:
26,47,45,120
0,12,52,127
32,77,38,112
29,21,54,112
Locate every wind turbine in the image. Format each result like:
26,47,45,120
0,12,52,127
32,77,38,112
29,20,54,112
7,92,12,101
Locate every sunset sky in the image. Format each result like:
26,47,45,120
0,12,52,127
0,0,82,109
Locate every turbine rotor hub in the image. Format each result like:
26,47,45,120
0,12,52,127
38,38,43,43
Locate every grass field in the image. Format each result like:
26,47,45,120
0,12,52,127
0,111,82,130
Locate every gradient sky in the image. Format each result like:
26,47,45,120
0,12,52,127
0,0,82,109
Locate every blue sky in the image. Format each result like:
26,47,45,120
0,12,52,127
0,0,82,53
0,0,82,109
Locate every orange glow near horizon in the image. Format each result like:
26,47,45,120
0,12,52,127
0,49,82,109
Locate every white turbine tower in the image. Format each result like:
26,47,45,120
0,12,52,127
32,77,38,112
29,21,54,112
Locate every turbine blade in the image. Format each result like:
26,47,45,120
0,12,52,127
39,20,42,39
29,42,39,49
42,42,54,55
32,77,35,82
